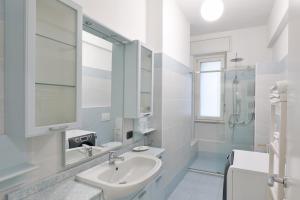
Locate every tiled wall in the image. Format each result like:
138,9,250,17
0,0,4,135
160,54,194,189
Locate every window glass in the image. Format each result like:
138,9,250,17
200,61,222,72
195,56,224,121
199,71,221,117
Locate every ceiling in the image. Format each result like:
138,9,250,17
176,0,274,35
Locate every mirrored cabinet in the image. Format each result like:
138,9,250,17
124,41,154,118
5,0,82,137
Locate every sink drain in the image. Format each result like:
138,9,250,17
119,181,127,184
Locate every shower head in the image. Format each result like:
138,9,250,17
230,57,244,62
230,53,244,63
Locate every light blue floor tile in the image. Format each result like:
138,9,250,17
189,151,227,174
168,172,223,200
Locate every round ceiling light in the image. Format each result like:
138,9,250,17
201,0,224,22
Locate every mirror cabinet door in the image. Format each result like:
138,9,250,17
140,46,153,114
34,0,79,129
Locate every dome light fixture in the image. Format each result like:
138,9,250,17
201,0,224,22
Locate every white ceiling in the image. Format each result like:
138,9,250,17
176,0,274,35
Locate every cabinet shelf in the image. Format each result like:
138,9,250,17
36,33,76,47
141,67,152,73
35,82,76,88
134,128,156,135
140,91,151,94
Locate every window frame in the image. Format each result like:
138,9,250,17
194,54,226,123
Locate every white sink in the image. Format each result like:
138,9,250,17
76,153,162,200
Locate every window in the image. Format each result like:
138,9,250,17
194,54,225,122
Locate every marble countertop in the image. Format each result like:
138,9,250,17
21,148,164,200
6,142,158,200
21,178,102,200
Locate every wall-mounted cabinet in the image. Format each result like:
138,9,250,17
124,41,154,118
5,0,82,137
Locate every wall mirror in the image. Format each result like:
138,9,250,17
64,16,130,166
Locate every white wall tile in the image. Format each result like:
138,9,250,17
161,65,193,188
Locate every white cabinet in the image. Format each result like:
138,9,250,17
150,174,164,200
133,184,152,200
124,41,154,118
5,0,82,137
132,173,165,200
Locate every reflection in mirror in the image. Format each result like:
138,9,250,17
64,21,127,166
0,0,4,135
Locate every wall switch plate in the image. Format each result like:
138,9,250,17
101,113,110,121
126,130,133,139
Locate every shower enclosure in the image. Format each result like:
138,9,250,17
190,66,255,174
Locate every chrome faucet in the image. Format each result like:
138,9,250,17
82,144,93,157
108,151,125,165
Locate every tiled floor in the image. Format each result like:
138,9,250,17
189,151,227,174
168,171,223,200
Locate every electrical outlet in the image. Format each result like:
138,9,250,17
126,130,133,139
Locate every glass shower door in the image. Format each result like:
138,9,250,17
190,67,255,175
227,68,255,152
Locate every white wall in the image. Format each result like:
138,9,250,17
255,27,288,153
191,26,272,68
159,0,193,191
191,26,272,153
286,0,300,197
0,0,4,135
161,56,193,190
268,0,288,46
268,0,288,63
272,25,288,62
254,0,289,152
162,0,190,67
146,0,162,52
255,61,287,151
73,0,147,42
146,0,193,192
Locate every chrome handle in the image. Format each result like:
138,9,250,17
138,190,147,199
49,125,68,131
268,175,288,188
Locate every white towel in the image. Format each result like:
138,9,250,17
270,80,288,94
